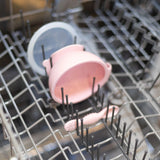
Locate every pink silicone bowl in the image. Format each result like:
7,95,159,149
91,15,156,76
44,44,84,75
43,44,112,104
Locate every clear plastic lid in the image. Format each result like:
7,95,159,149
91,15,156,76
27,22,78,76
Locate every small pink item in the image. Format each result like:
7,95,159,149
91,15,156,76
43,44,112,104
64,105,119,132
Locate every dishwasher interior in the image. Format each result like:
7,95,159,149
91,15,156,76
0,0,160,159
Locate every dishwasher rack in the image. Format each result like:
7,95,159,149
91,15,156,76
0,0,160,159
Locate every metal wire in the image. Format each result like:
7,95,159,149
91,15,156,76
0,0,160,159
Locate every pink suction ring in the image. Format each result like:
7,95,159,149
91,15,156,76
43,47,112,104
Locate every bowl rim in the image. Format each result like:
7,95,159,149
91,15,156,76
50,60,111,104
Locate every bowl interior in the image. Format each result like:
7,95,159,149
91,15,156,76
54,62,105,103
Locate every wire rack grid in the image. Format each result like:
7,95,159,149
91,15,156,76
0,0,160,160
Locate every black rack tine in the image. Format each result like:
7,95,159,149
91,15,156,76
101,93,104,109
61,88,66,112
41,45,47,76
81,119,84,143
86,127,89,152
96,84,100,101
92,77,96,96
19,9,26,37
26,20,31,39
76,110,79,136
126,130,132,155
61,88,64,104
97,144,100,160
50,57,53,68
142,151,148,160
116,115,121,138
103,153,106,160
70,102,74,119
96,94,99,107
65,95,70,119
66,95,69,110
41,45,45,60
91,135,94,160
96,85,100,107
105,105,110,122
149,73,160,91
132,139,138,160
110,106,115,130
74,36,77,44
121,122,127,147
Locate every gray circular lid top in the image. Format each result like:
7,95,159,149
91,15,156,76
27,21,78,76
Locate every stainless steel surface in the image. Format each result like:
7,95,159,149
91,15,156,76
0,0,160,159
0,0,82,32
